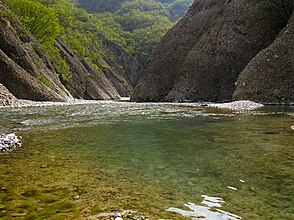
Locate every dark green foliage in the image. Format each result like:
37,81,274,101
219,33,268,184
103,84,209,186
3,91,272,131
78,0,128,13
76,0,193,63
2,0,193,69
2,0,73,82
169,0,194,21
2,0,60,44
77,0,193,21
37,74,52,88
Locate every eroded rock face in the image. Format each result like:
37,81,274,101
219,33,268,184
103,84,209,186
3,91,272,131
233,14,294,104
132,0,287,102
55,36,140,100
0,2,139,102
0,3,72,101
102,38,139,88
54,38,120,100
0,83,17,107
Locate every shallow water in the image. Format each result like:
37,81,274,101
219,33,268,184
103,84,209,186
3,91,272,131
0,102,293,219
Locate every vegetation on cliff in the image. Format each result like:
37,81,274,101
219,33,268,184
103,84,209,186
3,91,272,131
1,0,193,101
2,0,193,68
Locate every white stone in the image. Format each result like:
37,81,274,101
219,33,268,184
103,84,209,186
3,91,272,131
209,100,264,111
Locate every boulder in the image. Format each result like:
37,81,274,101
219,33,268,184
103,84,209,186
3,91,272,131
0,83,17,107
0,133,21,153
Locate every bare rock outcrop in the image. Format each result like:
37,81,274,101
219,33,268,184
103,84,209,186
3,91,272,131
54,38,120,100
102,38,139,88
0,2,139,103
0,83,17,107
233,13,294,104
0,3,72,101
55,36,140,99
132,0,289,103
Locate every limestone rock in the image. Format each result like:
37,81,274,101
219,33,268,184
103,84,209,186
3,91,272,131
0,83,17,107
54,38,120,100
0,133,21,153
233,13,294,104
0,2,139,102
0,3,72,101
132,0,288,102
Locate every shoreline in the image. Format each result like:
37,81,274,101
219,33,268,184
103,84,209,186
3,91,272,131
1,98,293,111
0,99,105,108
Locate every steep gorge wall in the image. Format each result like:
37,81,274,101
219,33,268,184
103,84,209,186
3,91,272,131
132,0,292,103
0,82,17,107
54,38,120,100
0,3,72,101
0,2,139,102
233,13,294,103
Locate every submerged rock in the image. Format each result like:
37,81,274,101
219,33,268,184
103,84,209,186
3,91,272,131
0,133,22,153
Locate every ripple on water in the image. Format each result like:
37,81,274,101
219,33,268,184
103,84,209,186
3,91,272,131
0,102,293,219
167,195,242,220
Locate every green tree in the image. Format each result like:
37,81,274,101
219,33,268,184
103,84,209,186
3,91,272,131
3,0,60,44
75,0,193,63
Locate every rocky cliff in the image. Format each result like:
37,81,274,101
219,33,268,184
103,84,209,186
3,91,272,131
132,0,293,103
54,38,120,100
233,13,294,103
0,83,17,107
0,4,72,101
0,2,139,103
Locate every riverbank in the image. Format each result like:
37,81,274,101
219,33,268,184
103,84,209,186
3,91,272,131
0,99,103,108
207,100,264,111
0,98,265,111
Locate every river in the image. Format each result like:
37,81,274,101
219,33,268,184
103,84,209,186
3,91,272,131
0,101,293,219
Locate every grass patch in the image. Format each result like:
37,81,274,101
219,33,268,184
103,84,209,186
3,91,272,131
37,74,52,88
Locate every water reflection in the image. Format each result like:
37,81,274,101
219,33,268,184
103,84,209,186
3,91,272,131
167,195,242,220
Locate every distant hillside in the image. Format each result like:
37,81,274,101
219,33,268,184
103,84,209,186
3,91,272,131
77,0,193,63
77,0,193,21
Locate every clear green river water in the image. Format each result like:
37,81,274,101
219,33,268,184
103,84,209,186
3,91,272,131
0,102,293,220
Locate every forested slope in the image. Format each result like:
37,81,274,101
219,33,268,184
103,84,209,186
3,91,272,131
0,0,141,101
0,0,193,103
77,0,193,64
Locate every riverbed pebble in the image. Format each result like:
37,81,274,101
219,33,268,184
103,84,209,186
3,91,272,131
209,100,264,111
0,133,22,153
87,210,148,220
